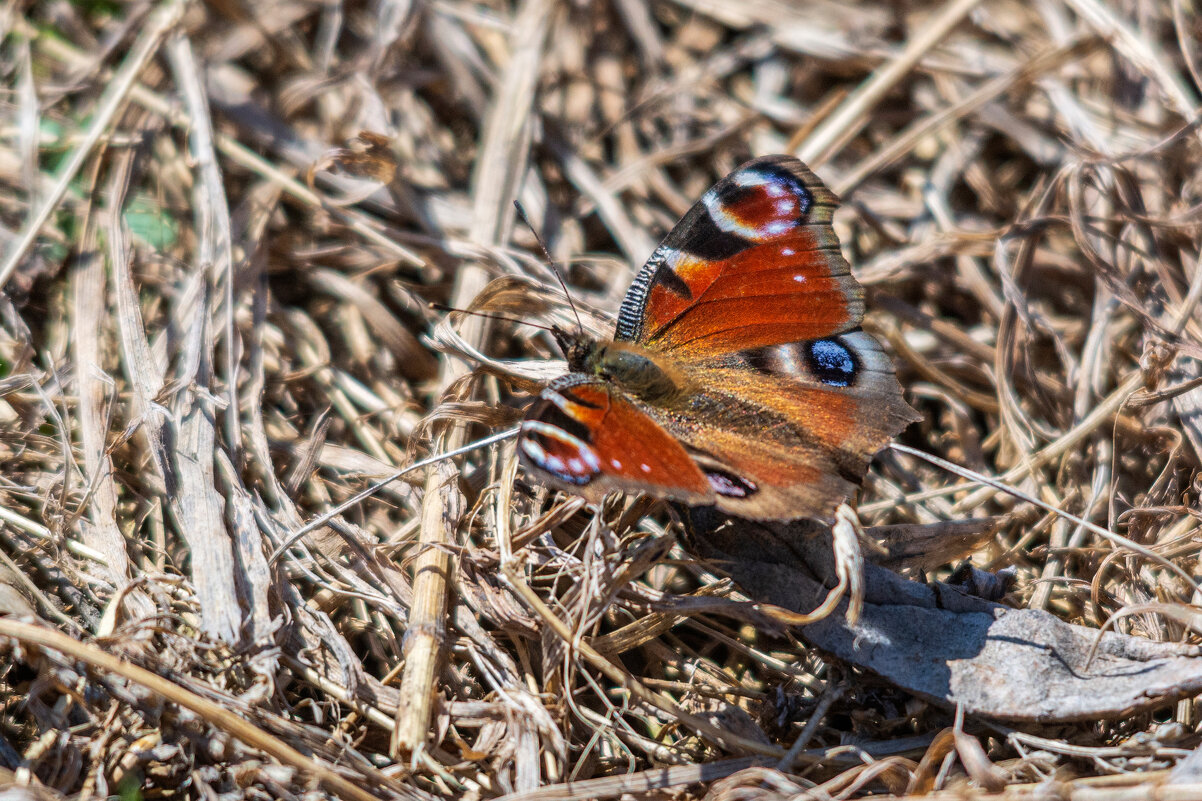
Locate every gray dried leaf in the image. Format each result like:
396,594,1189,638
686,511,1202,723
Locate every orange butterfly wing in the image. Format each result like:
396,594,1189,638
519,156,918,521
650,331,919,519
616,156,861,353
518,377,713,505
613,156,917,518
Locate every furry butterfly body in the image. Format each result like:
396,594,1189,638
518,156,919,521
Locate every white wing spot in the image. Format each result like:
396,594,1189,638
640,463,652,473
582,448,601,472
611,458,623,469
519,438,545,461
793,274,806,283
781,247,794,256
734,170,769,188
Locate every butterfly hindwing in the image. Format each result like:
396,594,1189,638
616,156,863,355
661,330,922,518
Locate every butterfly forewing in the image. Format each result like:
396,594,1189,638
518,376,713,504
616,156,862,355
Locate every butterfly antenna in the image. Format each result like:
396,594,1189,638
431,302,556,333
514,200,584,335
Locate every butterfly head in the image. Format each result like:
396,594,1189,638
551,325,596,373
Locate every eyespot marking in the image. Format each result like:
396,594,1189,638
704,468,758,498
519,421,601,485
806,338,859,387
534,397,595,443
701,166,813,242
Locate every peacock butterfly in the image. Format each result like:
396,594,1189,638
517,156,920,521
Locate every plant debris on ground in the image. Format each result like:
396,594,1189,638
0,0,1201,799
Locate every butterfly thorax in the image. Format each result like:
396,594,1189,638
553,326,688,405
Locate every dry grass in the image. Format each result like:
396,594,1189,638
0,0,1200,798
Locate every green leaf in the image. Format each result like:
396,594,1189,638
123,195,179,251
